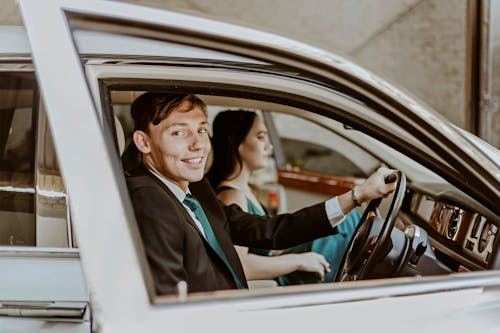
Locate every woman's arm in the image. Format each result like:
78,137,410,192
234,245,329,280
217,188,329,280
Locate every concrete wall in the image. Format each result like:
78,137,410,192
2,0,470,128
353,0,467,127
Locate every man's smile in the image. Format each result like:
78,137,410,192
183,157,204,166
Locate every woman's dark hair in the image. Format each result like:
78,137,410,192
206,110,257,188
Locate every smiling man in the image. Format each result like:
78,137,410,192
126,92,397,295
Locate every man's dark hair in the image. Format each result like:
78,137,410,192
131,92,207,132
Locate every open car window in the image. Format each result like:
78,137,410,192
105,82,493,293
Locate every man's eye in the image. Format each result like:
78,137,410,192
173,130,185,136
198,128,208,134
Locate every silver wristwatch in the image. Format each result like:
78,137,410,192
351,185,361,207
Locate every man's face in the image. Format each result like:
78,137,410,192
134,102,210,191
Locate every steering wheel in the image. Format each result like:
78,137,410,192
335,171,406,282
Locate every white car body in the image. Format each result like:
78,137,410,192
1,0,499,332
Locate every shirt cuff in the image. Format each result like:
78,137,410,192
325,196,345,228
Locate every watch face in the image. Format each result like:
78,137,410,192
352,186,361,206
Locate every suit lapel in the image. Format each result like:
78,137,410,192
142,168,208,241
140,168,246,285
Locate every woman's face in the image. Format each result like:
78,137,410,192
238,115,273,172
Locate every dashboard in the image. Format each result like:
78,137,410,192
401,182,499,270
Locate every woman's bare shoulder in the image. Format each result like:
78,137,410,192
217,187,248,211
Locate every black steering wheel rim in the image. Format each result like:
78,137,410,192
335,171,406,282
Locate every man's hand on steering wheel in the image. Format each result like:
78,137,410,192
335,169,406,282
338,167,398,214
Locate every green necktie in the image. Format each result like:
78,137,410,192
183,193,244,289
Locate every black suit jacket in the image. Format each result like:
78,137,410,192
126,167,336,295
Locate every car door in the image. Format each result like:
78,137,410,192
17,0,500,332
0,72,89,333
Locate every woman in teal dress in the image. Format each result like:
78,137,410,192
206,110,360,285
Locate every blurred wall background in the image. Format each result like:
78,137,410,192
3,0,498,147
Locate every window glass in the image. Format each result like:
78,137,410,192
35,104,71,247
281,137,367,177
271,112,379,178
0,74,36,246
0,73,70,247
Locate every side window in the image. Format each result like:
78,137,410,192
0,74,36,246
281,137,366,177
270,112,377,178
0,73,71,247
268,112,380,211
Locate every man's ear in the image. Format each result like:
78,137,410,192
133,130,151,154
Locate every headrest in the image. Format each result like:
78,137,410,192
114,115,126,155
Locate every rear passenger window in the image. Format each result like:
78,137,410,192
0,74,36,246
0,73,71,247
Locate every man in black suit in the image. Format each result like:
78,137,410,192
126,92,396,295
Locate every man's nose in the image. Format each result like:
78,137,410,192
189,133,206,150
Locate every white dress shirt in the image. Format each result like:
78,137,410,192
149,170,207,238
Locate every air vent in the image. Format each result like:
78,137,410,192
446,208,463,240
478,221,497,254
470,214,485,239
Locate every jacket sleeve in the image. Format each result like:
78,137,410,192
224,202,337,250
128,184,187,295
